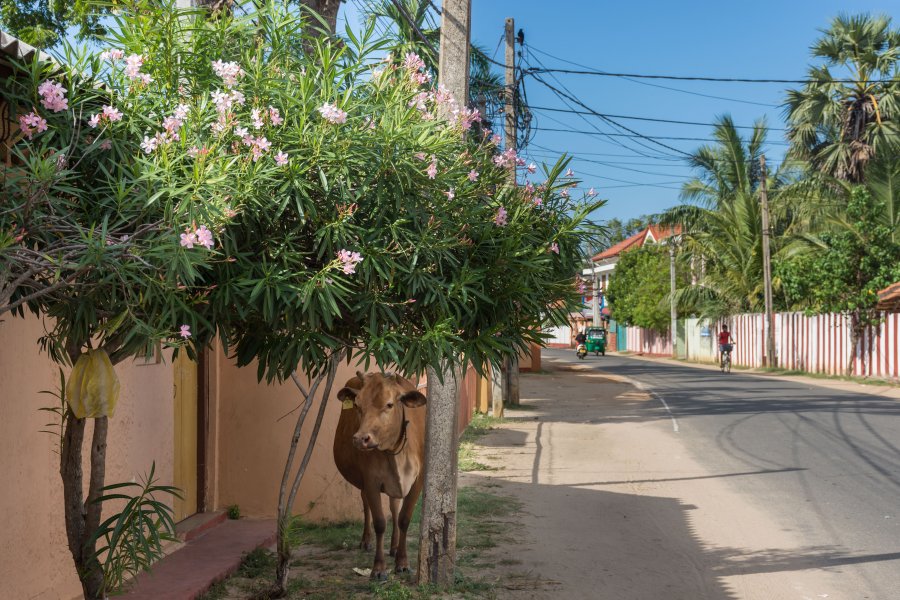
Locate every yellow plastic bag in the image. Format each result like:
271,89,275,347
66,349,120,418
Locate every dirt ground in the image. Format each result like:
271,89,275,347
466,355,846,600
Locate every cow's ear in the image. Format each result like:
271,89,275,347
337,387,358,403
398,390,426,408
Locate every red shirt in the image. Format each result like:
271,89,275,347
718,331,731,345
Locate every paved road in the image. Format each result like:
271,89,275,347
549,349,900,599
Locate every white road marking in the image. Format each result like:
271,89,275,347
615,374,680,433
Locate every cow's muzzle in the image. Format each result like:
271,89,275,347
352,432,378,450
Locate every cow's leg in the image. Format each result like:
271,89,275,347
363,485,389,580
388,497,400,557
394,479,423,573
360,490,372,551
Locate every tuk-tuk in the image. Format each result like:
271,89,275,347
585,327,607,356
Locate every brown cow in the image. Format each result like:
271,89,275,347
333,371,427,579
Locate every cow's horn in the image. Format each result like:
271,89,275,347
356,370,366,381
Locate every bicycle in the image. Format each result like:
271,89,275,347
719,343,733,373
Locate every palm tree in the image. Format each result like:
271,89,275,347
662,116,797,317
785,14,900,183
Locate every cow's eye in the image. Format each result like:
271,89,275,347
386,402,394,409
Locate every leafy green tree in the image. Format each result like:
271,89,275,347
661,116,800,317
6,2,601,596
785,13,900,183
606,244,685,332
778,186,900,372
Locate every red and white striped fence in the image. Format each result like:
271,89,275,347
625,311,900,379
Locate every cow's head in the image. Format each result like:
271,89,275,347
337,371,426,451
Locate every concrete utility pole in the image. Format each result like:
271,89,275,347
670,243,677,355
417,0,470,588
504,17,516,186
503,16,521,406
759,155,777,368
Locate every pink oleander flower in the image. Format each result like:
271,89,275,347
403,52,426,72
337,249,364,274
434,85,454,106
180,229,197,248
515,157,526,167
445,187,455,200
412,71,432,85
494,206,508,227
251,108,264,129
162,116,182,134
174,104,190,120
99,139,112,150
103,105,123,122
408,91,429,112
491,134,501,145
414,152,427,161
88,113,101,128
525,181,535,194
234,126,248,139
467,170,479,182
124,54,144,79
141,135,158,154
99,48,124,62
549,242,559,254
533,197,543,207
17,111,48,139
561,189,569,198
527,163,537,174
179,324,192,339
565,168,574,177
274,151,289,166
188,146,201,157
211,60,244,88
426,158,438,179
195,225,214,249
38,80,68,112
588,187,597,197
318,102,347,124
269,106,283,126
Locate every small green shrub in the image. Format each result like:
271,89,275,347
226,504,241,520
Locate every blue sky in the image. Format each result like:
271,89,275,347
342,0,898,224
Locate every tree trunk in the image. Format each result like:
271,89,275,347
490,360,503,418
298,0,341,36
268,356,340,599
61,411,109,600
417,365,460,586
847,310,861,377
506,355,520,406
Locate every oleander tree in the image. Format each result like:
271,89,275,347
4,1,602,597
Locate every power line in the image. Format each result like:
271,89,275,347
531,126,791,145
529,105,788,131
524,66,897,85
528,72,696,156
526,45,779,108
524,46,683,160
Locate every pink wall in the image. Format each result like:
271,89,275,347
0,313,176,600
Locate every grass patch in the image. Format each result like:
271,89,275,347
196,581,228,600
237,547,277,579
458,412,502,471
294,519,364,550
205,485,519,599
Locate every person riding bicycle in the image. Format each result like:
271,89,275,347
718,325,734,364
